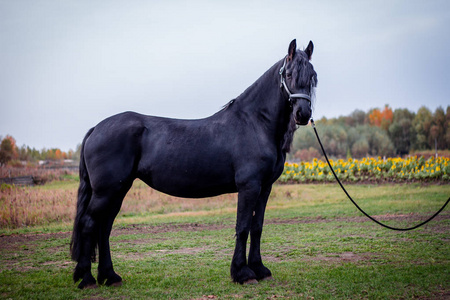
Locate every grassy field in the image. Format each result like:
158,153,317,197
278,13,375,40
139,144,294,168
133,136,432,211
0,181,449,299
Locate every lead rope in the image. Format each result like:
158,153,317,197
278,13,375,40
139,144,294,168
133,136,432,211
310,118,449,231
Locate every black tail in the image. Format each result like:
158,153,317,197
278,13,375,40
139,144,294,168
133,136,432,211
70,128,95,262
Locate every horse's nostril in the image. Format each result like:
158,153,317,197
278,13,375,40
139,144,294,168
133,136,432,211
294,106,311,125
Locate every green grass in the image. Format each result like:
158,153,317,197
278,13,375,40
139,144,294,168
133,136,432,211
0,183,449,299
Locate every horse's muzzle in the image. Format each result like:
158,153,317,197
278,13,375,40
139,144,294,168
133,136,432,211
294,103,312,126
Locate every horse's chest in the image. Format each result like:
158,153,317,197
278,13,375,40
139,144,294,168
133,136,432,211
259,152,286,184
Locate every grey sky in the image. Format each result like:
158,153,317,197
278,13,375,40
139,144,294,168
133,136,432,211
1,0,449,151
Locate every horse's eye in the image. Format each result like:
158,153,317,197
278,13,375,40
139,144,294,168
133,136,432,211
286,73,292,79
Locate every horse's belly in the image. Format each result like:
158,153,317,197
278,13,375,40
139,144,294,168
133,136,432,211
138,164,237,198
152,182,236,198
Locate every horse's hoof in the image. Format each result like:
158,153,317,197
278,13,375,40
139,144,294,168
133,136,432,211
105,273,122,287
243,279,258,285
77,277,98,289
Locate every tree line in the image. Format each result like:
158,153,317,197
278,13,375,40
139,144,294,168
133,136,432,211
291,105,449,160
0,135,81,167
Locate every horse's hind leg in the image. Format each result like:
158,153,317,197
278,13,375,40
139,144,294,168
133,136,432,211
97,201,124,286
74,186,129,289
95,184,132,287
73,212,99,289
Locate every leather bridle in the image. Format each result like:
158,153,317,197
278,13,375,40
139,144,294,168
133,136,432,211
279,57,312,107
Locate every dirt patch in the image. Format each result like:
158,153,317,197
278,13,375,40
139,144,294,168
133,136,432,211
302,251,376,264
111,222,233,237
0,231,71,252
263,247,384,264
116,246,229,262
191,295,218,300
424,289,450,300
267,212,449,226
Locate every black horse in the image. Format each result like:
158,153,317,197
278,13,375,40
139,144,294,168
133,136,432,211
70,39,317,288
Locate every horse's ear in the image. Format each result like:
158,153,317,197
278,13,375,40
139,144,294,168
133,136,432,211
305,40,314,60
288,39,296,61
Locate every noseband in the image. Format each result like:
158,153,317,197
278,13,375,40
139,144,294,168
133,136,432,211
279,57,312,107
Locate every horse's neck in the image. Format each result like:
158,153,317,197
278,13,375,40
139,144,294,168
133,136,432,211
233,60,291,142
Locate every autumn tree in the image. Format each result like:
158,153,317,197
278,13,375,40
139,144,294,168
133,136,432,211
54,149,63,160
368,104,393,131
0,135,18,166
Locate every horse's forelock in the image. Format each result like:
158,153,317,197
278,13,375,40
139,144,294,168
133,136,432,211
290,53,318,110
294,55,317,89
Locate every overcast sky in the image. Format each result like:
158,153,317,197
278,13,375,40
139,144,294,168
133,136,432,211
1,0,449,151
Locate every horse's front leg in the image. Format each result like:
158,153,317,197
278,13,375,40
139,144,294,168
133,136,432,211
248,185,273,281
230,182,260,284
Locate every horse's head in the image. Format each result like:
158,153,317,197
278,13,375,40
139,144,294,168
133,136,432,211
280,39,317,125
